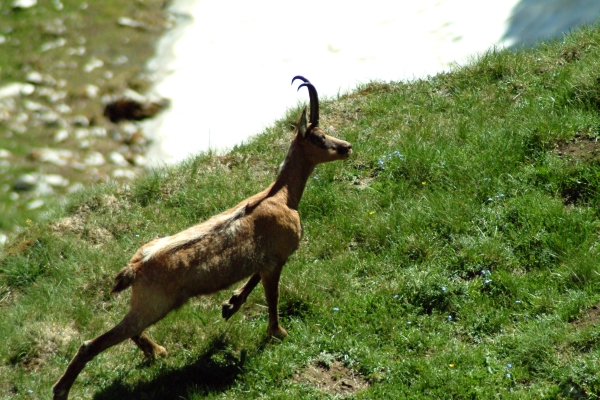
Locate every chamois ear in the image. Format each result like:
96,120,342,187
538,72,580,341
297,106,308,138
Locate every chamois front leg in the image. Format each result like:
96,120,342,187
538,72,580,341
260,268,287,339
222,272,261,320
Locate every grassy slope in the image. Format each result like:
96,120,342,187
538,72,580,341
2,25,600,399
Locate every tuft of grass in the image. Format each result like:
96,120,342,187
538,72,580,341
2,23,600,399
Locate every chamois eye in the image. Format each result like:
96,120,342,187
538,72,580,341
309,133,326,147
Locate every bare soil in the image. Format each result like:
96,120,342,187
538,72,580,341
293,359,370,396
554,133,600,163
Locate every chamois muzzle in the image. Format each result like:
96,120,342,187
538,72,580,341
339,143,353,157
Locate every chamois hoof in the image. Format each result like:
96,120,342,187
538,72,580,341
222,302,236,320
268,326,288,340
52,385,69,400
146,345,168,359
155,345,168,357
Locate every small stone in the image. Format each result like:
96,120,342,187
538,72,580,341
70,161,86,171
108,151,129,167
41,174,69,187
14,174,37,191
75,128,90,140
41,38,66,52
26,199,45,210
67,46,85,56
34,182,54,195
37,111,62,126
90,126,106,137
25,71,43,84
0,234,7,246
111,55,129,66
84,84,99,98
112,168,136,180
117,17,148,30
71,115,89,127
0,83,34,99
20,84,35,96
0,149,11,158
38,87,66,103
23,100,47,111
29,148,73,166
53,129,69,143
121,122,139,135
83,151,105,166
83,58,103,73
55,103,71,114
15,112,29,123
42,18,66,36
12,0,37,9
132,154,146,166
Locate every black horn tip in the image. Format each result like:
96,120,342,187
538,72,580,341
291,75,310,86
296,82,312,92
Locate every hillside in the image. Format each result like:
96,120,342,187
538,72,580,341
1,24,600,399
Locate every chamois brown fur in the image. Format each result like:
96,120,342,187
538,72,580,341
53,76,352,400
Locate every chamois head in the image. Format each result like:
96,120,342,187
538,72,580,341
291,76,352,164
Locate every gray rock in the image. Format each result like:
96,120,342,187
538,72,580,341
25,71,43,84
41,38,66,52
14,174,37,191
40,174,69,187
83,58,104,73
83,151,105,166
108,151,129,167
71,115,89,126
53,129,69,143
26,199,45,210
12,0,37,9
112,168,136,180
117,17,149,30
29,148,74,166
0,83,35,99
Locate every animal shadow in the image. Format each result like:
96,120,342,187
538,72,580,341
93,335,256,400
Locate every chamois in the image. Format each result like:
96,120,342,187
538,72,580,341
52,76,352,400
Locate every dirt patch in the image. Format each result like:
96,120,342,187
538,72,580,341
571,302,600,329
554,133,600,163
293,359,370,396
10,321,78,370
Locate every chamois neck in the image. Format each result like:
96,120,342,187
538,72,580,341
270,145,316,210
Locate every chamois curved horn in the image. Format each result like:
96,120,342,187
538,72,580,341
296,82,319,127
291,75,310,85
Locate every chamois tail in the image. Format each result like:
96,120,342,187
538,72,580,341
111,265,136,294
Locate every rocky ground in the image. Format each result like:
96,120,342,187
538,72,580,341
0,0,172,242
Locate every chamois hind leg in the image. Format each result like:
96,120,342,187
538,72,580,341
52,311,148,400
53,286,176,400
260,267,287,339
222,272,261,320
131,332,168,358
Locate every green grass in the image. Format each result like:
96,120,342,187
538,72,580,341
2,23,600,399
